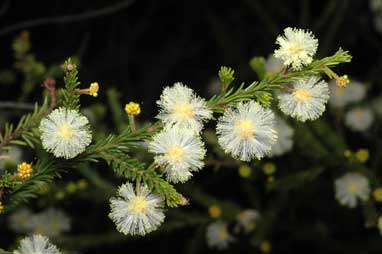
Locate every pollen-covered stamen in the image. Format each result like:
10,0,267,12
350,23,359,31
173,102,195,119
167,145,185,162
293,89,312,101
236,119,256,139
129,196,147,214
57,124,74,140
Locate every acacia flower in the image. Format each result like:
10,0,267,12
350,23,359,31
125,102,141,116
335,173,370,208
278,76,330,122
31,208,71,237
345,107,374,132
39,108,92,159
329,80,366,108
13,234,61,254
149,127,206,183
216,101,277,161
17,162,33,179
236,209,260,233
156,82,212,132
269,116,294,157
206,221,234,250
76,82,99,97
109,182,165,236
274,27,318,70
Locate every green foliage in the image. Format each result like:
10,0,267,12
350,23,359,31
218,66,235,88
62,58,81,110
3,156,60,212
249,56,266,80
0,97,49,150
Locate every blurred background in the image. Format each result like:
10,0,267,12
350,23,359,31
0,0,382,253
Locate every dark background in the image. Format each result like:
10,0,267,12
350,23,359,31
1,0,382,253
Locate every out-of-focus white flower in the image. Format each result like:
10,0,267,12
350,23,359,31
274,27,318,70
329,80,366,108
0,146,23,169
236,209,260,233
149,128,206,183
372,97,382,117
207,77,221,97
13,234,61,254
206,221,234,250
216,101,277,161
370,0,382,12
265,54,284,73
269,116,294,157
335,173,370,208
156,82,212,132
109,182,165,236
345,107,374,132
278,76,330,122
39,108,92,159
8,208,34,233
31,208,71,237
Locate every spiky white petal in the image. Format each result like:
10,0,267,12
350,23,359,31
31,208,71,237
206,221,234,250
335,173,370,208
149,127,206,183
13,234,61,254
236,209,260,233
345,107,374,132
278,76,329,122
274,27,318,70
109,182,165,236
269,117,294,157
329,80,366,108
216,101,277,161
156,82,212,132
39,108,92,159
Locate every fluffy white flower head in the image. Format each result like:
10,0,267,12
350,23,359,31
236,209,260,233
109,182,165,236
269,117,294,157
329,80,366,108
156,82,212,132
39,108,92,159
149,128,206,183
206,221,234,250
345,107,374,132
335,173,370,208
31,208,71,237
278,76,329,122
216,101,277,161
274,27,318,70
13,234,61,254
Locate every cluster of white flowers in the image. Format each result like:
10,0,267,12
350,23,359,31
13,234,61,254
335,173,370,208
109,182,165,236
39,108,92,159
9,208,71,237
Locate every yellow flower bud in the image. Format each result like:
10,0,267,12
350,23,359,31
208,205,222,218
88,82,99,97
260,241,272,253
336,75,350,88
238,165,252,178
17,162,33,180
125,102,141,116
263,163,276,175
374,188,382,202
0,201,4,214
355,149,369,163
